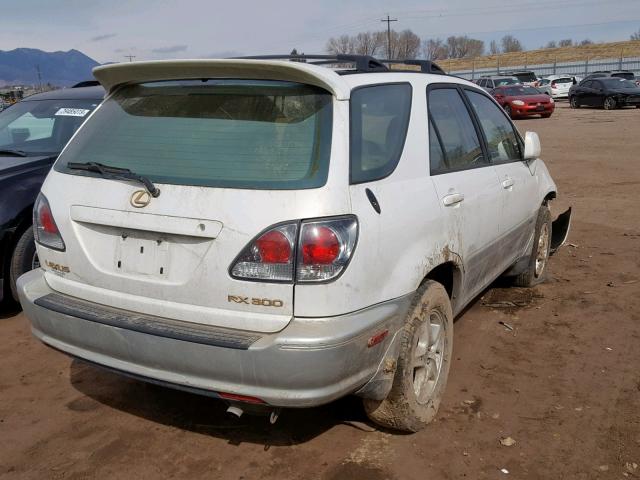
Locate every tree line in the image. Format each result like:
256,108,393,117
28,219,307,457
324,29,631,60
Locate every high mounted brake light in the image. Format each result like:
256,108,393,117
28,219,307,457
33,193,65,251
230,216,358,283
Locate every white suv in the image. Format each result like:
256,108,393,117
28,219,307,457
18,55,571,432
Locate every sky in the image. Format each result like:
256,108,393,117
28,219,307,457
0,0,639,63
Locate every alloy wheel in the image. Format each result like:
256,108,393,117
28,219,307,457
412,310,446,404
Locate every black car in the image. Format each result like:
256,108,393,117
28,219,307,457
0,85,103,307
569,77,640,110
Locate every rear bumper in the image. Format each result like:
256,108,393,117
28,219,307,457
18,269,410,407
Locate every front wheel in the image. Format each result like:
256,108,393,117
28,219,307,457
603,96,617,110
9,227,39,302
541,113,552,118
504,104,514,119
569,96,580,108
513,206,552,287
364,281,453,432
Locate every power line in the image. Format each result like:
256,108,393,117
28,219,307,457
381,15,398,59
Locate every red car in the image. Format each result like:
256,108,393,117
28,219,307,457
491,85,555,119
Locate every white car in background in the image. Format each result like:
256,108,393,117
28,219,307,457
536,75,580,99
18,55,571,432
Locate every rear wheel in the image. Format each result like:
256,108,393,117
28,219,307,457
364,280,453,432
569,96,580,108
9,227,38,302
603,96,617,110
513,206,551,287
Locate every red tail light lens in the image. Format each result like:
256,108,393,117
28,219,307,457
230,216,358,283
33,194,65,251
230,224,296,281
297,217,358,283
256,230,291,263
301,226,340,264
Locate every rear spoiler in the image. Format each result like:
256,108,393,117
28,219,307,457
92,59,351,100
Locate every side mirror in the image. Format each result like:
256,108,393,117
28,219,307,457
524,131,541,160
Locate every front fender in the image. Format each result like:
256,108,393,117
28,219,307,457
550,207,572,255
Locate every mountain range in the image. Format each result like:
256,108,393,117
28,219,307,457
0,48,100,87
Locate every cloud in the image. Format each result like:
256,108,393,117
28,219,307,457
151,45,188,54
91,33,117,42
202,50,243,58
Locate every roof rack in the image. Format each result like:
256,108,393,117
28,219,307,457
233,54,388,73
380,59,445,74
231,54,450,77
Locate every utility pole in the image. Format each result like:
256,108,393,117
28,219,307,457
380,14,397,60
124,55,136,62
35,65,42,92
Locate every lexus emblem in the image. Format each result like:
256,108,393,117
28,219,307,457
130,190,151,208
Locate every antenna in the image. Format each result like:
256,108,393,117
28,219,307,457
124,55,136,62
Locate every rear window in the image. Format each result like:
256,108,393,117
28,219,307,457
555,78,573,84
55,80,333,190
612,72,634,80
494,77,519,86
512,72,537,83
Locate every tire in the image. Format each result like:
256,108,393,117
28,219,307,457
364,280,453,432
569,96,580,109
9,227,38,302
541,113,552,118
512,206,552,287
504,104,513,119
603,96,617,110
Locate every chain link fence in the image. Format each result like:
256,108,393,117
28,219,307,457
449,56,640,79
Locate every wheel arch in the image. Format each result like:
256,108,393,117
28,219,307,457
421,261,463,305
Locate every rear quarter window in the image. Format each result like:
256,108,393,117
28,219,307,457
349,83,412,184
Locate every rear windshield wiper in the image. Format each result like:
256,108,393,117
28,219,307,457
67,162,160,197
0,149,28,157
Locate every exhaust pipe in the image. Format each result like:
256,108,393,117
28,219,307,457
226,405,244,418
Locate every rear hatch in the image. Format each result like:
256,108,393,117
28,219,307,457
41,70,349,333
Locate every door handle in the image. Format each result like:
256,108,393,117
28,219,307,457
443,193,465,206
502,177,515,189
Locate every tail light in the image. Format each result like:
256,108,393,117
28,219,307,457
551,82,557,89
230,224,296,281
230,216,358,283
33,193,65,251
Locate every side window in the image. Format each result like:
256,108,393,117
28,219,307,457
428,87,486,174
478,79,486,87
350,84,412,184
581,80,592,88
487,80,494,89
464,90,521,163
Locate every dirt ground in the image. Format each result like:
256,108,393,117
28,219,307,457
1,102,639,480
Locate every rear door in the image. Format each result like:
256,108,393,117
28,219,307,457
463,88,538,263
43,79,341,333
427,85,504,302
